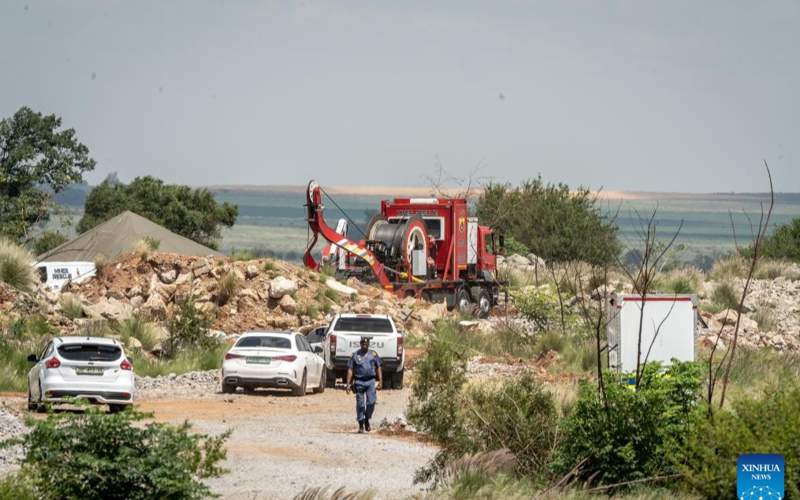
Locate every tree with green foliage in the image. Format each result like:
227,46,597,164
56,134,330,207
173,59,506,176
759,217,800,262
0,107,95,242
476,177,619,264
77,176,237,249
14,405,228,500
32,230,68,255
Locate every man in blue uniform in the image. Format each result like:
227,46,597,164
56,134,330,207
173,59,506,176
345,337,383,433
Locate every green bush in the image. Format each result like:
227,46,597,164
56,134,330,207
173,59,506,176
32,230,68,256
165,298,217,356
760,217,800,262
0,472,37,500
130,346,226,377
230,248,256,261
551,361,704,487
0,238,36,291
710,254,748,281
16,405,228,499
674,385,800,499
512,284,570,331
409,323,559,485
501,236,529,256
476,177,619,265
655,267,703,294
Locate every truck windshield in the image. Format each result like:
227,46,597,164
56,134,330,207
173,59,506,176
334,318,393,333
58,344,122,362
236,336,291,349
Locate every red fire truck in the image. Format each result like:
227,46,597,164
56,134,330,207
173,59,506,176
303,181,502,316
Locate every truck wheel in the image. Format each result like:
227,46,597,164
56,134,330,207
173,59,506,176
383,371,394,390
477,290,491,318
456,288,472,314
222,382,236,394
392,370,404,390
292,370,307,397
325,368,336,388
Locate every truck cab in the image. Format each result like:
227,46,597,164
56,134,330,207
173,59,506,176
322,313,405,389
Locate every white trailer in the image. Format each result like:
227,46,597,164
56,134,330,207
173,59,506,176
607,294,697,373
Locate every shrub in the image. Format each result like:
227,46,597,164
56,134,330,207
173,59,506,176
93,254,107,278
131,345,226,377
409,323,559,485
512,284,570,331
117,314,158,352
263,259,276,272
501,236,529,256
216,270,240,305
656,267,703,294
674,384,800,499
0,238,36,291
165,298,216,355
710,281,739,311
551,361,704,488
0,472,37,500
710,254,748,281
751,305,777,333
230,248,256,261
759,217,800,262
0,337,31,391
59,294,84,320
476,177,620,265
32,230,68,256
16,405,228,499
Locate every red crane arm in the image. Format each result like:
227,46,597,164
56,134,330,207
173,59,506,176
303,181,393,290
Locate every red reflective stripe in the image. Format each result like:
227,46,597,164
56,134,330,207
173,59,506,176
622,297,693,302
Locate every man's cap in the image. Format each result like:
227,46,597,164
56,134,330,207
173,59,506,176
359,337,369,343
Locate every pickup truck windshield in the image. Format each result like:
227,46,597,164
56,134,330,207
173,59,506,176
58,344,122,362
236,336,291,349
333,317,393,333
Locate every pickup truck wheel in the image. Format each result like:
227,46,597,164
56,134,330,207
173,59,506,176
108,404,127,414
313,368,326,394
392,370,404,390
292,370,307,397
325,368,336,388
222,382,236,394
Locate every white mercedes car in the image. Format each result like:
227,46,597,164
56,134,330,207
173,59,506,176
27,336,135,413
221,331,326,396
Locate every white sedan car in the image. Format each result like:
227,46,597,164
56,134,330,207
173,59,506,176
27,336,135,413
221,331,326,396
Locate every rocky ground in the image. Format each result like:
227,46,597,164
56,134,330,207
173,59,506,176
0,406,27,476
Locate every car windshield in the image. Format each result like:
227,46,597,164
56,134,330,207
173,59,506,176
235,336,291,349
58,344,122,362
333,318,393,333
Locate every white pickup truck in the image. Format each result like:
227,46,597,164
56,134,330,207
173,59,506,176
322,313,405,389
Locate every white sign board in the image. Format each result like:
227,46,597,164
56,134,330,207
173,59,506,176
34,261,96,293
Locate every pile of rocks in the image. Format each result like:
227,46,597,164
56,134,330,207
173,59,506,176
135,370,222,399
50,252,452,345
0,407,28,475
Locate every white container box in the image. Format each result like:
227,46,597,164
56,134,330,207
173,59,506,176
607,294,697,373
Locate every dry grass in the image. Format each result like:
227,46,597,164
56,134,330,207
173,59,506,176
292,486,376,500
655,267,703,294
0,238,36,292
59,294,84,320
216,271,240,305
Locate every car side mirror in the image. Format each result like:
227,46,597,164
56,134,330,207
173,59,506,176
27,354,38,363
313,346,323,354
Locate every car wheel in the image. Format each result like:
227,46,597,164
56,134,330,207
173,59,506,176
325,368,336,388
108,404,127,414
222,382,236,394
392,370,404,390
27,386,36,411
292,370,307,397
35,383,46,413
313,368,326,394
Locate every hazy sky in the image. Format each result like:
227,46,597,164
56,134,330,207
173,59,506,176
1,1,798,192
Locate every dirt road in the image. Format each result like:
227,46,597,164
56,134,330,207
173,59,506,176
1,380,436,499
144,387,435,499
